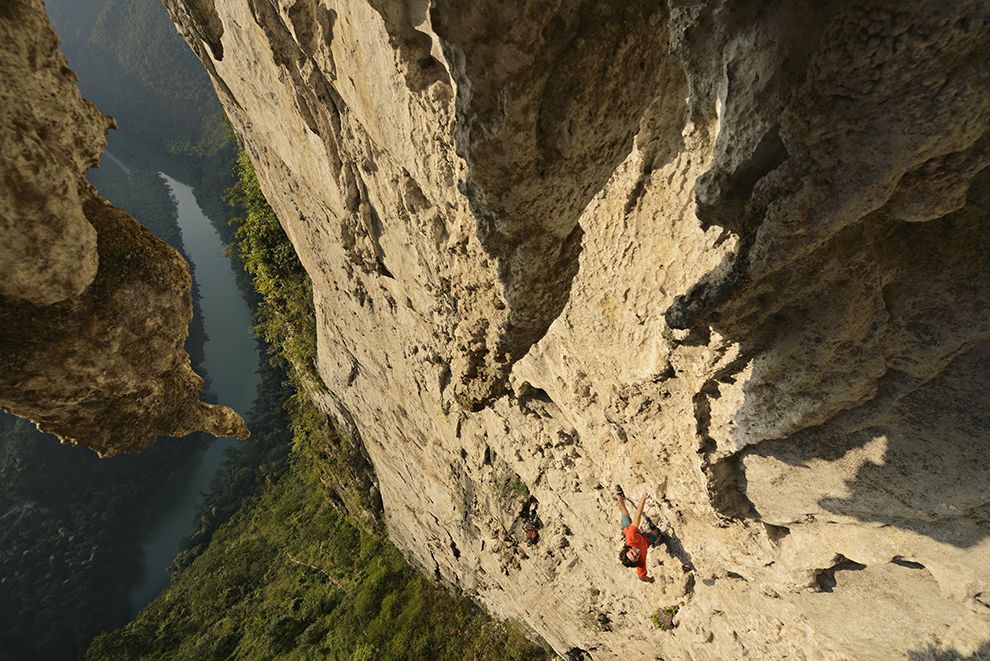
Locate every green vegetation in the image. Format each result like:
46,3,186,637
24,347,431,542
227,151,381,527
286,390,384,532
228,152,318,383
498,472,531,502
651,605,679,631
87,444,545,661
495,464,531,505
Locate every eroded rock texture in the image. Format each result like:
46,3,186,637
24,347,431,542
0,0,247,456
167,0,989,657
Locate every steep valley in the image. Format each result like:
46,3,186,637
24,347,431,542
1,0,989,659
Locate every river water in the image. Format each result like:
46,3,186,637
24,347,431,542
127,173,260,615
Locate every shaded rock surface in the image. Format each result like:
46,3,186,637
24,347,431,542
0,0,247,455
165,0,990,657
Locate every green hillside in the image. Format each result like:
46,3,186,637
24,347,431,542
47,0,227,168
87,434,546,661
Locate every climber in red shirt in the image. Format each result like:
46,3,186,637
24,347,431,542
616,485,660,582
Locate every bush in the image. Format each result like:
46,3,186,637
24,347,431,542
228,152,318,384
263,614,306,655
651,605,679,631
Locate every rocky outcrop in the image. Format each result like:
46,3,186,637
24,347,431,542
0,0,247,455
167,0,989,657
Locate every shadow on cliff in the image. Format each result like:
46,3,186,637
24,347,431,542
907,640,990,661
431,1,689,409
653,0,990,551
728,177,990,549
662,528,696,571
745,342,990,549
814,346,990,549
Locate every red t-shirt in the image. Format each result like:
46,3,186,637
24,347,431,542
623,525,650,579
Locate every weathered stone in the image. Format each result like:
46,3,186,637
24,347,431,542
0,0,247,455
0,0,105,305
166,0,989,657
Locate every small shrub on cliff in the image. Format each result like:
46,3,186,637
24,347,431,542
494,463,530,507
498,473,530,502
651,605,679,631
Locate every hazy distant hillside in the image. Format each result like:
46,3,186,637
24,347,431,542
45,0,228,167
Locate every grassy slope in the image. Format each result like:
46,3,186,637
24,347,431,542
87,441,543,661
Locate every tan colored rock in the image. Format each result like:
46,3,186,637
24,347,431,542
0,0,247,455
0,0,105,305
167,0,989,657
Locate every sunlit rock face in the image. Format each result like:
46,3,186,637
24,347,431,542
0,0,247,456
167,0,989,657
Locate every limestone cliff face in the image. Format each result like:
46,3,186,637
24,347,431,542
0,0,247,455
167,1,989,657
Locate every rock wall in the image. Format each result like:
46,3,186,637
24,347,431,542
0,0,247,455
165,0,989,657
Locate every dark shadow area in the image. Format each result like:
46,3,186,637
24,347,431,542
665,1,839,332
814,346,990,547
704,169,990,548
891,557,926,570
907,641,990,660
656,2,990,553
645,514,695,571
764,523,790,544
814,555,866,593
746,342,990,549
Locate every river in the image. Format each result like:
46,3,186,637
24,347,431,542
127,173,260,615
